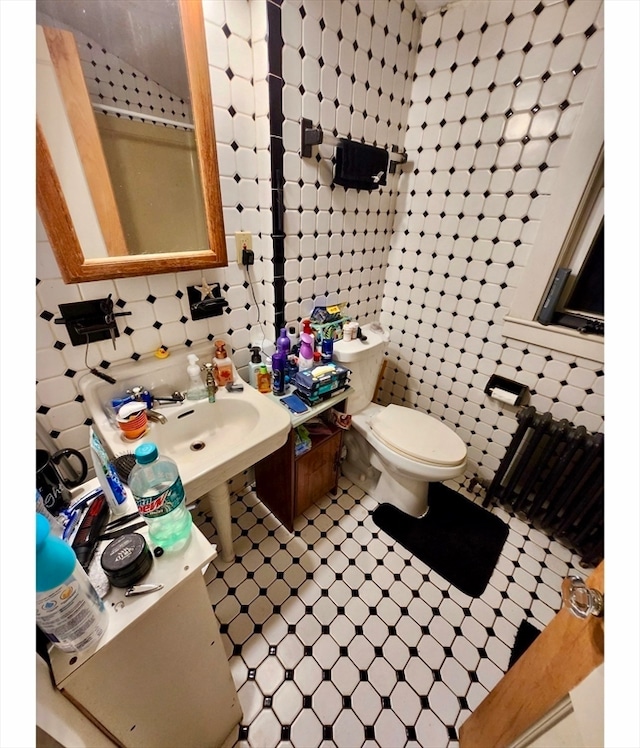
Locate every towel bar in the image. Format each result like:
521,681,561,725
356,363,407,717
300,118,408,172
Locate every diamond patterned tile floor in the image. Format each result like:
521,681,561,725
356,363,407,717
194,476,588,748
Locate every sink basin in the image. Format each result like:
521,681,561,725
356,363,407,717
79,341,291,560
150,399,260,459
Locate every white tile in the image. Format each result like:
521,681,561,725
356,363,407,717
374,709,407,746
332,710,365,747
428,680,460,725
351,681,383,723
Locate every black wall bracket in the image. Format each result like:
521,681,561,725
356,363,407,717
187,282,228,321
55,295,131,348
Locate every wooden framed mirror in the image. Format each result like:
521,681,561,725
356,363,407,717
36,0,227,283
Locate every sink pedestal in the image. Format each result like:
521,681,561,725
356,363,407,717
204,483,234,562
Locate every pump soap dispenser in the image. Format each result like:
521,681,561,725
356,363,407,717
213,340,235,387
186,354,208,400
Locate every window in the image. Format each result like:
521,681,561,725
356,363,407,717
537,176,604,335
502,54,604,364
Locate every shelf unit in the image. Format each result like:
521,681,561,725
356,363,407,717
255,388,352,530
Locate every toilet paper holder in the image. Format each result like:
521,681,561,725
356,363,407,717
484,375,529,407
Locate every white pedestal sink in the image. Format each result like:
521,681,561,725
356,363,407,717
79,341,291,561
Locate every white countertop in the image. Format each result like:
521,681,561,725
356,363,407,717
265,385,353,428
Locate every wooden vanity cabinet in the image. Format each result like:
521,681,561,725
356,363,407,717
254,394,348,531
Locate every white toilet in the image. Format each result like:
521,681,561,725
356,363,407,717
332,322,467,517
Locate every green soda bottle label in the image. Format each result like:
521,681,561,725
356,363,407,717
136,477,185,519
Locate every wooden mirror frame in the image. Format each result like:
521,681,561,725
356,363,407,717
36,0,227,283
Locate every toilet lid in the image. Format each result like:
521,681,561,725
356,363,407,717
370,405,466,466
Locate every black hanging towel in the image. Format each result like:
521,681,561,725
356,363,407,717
334,139,389,191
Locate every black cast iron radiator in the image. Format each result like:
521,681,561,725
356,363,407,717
483,406,604,566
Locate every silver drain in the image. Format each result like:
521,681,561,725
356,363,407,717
190,441,206,451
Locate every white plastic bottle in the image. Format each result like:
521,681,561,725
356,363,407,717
248,346,263,388
90,429,129,516
36,513,108,653
128,442,193,552
186,354,208,400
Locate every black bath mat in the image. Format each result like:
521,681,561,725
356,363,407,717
509,620,542,669
372,483,509,597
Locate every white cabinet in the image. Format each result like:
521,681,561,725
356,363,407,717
47,512,241,748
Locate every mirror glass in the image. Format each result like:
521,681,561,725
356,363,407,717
36,0,227,281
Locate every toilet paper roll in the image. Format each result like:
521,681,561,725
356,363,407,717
490,387,519,406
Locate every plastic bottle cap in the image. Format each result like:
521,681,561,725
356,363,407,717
134,442,158,464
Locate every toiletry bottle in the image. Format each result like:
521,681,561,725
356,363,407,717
248,346,263,388
277,327,291,356
298,319,315,371
321,337,334,363
257,365,271,394
186,354,208,400
271,350,286,396
286,323,300,351
90,429,129,517
213,340,234,387
36,513,109,653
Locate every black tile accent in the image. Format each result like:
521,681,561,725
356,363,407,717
266,1,282,78
268,74,284,138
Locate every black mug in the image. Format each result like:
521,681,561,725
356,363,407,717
36,448,88,515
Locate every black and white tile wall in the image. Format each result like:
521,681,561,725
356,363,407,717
36,0,274,469
278,0,422,327
379,0,604,485
37,0,603,486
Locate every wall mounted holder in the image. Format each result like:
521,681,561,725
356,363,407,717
55,295,131,348
484,375,529,407
187,280,228,321
300,118,408,173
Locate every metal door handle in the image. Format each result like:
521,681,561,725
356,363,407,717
562,574,604,619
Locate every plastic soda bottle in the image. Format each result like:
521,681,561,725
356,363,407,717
128,443,192,552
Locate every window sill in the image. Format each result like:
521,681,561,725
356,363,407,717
502,316,604,364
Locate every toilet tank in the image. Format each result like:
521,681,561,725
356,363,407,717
333,323,389,414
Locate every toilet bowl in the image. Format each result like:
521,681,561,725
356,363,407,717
333,323,467,516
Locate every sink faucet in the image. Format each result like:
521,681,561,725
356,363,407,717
146,410,167,424
127,386,185,405
126,385,183,425
202,363,217,403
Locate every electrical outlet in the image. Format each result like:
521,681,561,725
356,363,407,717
235,232,252,264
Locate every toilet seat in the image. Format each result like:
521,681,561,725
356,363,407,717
369,404,466,467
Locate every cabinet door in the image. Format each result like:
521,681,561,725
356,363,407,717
295,430,342,516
